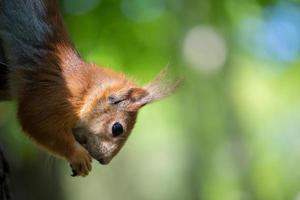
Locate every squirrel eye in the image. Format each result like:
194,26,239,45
112,122,124,137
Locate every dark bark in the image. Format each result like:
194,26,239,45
0,147,11,200
0,39,10,101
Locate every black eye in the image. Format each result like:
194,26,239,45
112,122,124,137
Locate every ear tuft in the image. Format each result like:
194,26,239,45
143,67,182,103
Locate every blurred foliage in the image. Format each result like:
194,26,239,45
1,0,300,199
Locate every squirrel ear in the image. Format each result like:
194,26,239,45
108,68,181,112
108,88,149,111
124,88,149,111
125,68,182,111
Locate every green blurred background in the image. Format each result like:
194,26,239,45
1,0,300,199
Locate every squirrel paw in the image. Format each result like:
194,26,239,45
69,143,92,177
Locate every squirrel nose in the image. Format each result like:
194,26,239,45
98,158,111,165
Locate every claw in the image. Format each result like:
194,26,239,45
71,169,78,177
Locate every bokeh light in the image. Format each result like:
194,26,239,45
121,0,166,22
238,2,300,64
183,26,227,74
62,0,101,15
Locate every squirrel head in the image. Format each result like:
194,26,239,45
73,68,181,164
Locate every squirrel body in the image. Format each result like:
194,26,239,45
0,0,179,176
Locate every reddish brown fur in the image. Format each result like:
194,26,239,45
2,0,179,177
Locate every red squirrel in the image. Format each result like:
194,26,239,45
0,0,180,177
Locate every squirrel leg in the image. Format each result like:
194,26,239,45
24,128,92,177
